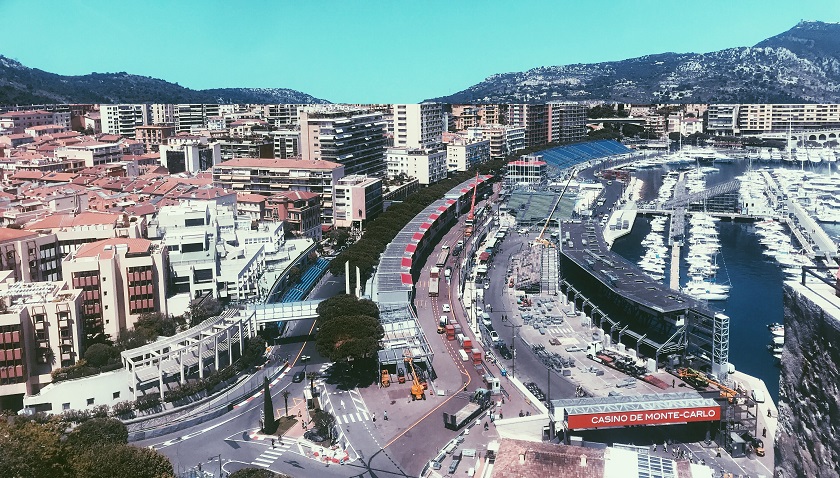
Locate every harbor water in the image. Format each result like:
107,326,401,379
611,159,840,402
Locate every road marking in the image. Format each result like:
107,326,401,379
251,461,271,467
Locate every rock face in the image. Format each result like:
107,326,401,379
777,283,840,478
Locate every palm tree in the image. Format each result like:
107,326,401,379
282,390,290,418
306,372,318,393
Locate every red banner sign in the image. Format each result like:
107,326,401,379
566,406,720,429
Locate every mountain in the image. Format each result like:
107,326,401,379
429,21,840,104
0,56,329,105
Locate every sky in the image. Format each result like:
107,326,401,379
2,0,840,103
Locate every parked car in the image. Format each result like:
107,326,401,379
497,344,513,360
442,304,451,313
292,371,305,383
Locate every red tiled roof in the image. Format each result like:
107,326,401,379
237,193,267,203
0,228,39,242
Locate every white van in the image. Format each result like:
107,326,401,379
751,389,766,404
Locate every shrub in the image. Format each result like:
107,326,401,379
135,394,161,411
111,401,134,417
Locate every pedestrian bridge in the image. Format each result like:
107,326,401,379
247,299,323,324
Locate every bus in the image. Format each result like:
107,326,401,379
436,249,450,268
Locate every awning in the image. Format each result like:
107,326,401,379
401,273,413,285
479,252,490,261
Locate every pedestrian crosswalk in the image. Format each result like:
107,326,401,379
335,411,370,424
251,443,290,468
545,325,574,336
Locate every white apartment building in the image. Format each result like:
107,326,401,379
466,125,526,159
333,175,383,229
667,115,705,136
0,275,84,400
707,104,840,136
392,103,444,149
272,129,300,159
299,107,387,177
386,146,447,185
446,139,491,172
506,157,547,187
54,141,123,169
151,104,175,125
100,104,151,137
175,104,220,133
548,103,587,143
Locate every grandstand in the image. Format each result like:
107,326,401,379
534,140,632,172
280,257,331,302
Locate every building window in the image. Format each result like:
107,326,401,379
86,398,94,406
63,403,70,410
113,391,120,399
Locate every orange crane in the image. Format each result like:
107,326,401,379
404,351,425,400
464,173,479,238
677,368,739,402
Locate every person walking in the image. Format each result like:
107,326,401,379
762,427,767,438
384,410,388,421
372,412,376,422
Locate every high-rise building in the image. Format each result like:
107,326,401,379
386,146,447,185
175,104,220,133
272,129,300,159
135,125,176,152
151,104,176,125
299,107,387,177
507,104,549,148
212,157,345,224
706,104,840,136
262,105,302,128
392,103,444,149
62,238,167,345
100,104,151,137
333,175,383,229
446,139,491,172
547,103,587,144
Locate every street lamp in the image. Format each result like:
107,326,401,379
501,315,522,378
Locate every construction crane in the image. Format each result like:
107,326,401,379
404,350,426,400
535,167,578,247
677,367,740,402
464,173,479,238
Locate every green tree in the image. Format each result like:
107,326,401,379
187,297,224,327
287,266,302,286
83,343,118,367
229,469,292,478
135,312,178,337
66,418,128,449
262,377,276,434
69,445,174,478
311,409,337,444
316,294,380,324
315,315,384,363
282,390,290,418
0,418,69,478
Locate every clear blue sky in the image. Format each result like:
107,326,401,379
2,0,840,103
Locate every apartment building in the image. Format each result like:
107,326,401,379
507,104,549,148
707,104,840,136
100,104,151,137
333,175,383,229
0,110,61,134
547,103,587,143
385,146,447,185
266,191,322,239
151,104,175,125
218,138,274,161
62,238,166,345
392,103,444,149
25,211,144,262
667,115,704,136
0,276,84,404
446,139,491,172
212,157,345,224
175,104,220,133
466,125,526,159
299,107,387,177
54,141,123,169
449,105,483,131
24,124,69,137
261,104,302,128
0,229,61,283
272,129,300,159
135,125,176,152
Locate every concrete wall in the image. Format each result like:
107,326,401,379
24,368,132,413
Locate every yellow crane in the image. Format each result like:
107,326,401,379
404,351,426,400
677,367,739,402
